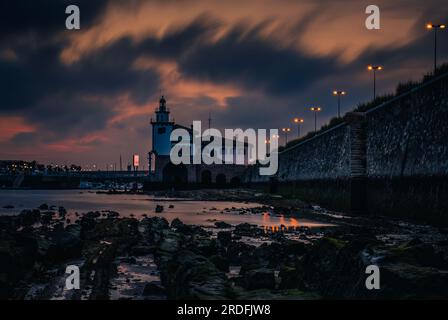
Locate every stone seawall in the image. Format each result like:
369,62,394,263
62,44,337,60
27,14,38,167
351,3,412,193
365,78,448,177
243,71,448,224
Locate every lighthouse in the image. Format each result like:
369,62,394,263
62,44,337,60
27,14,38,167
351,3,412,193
151,96,174,156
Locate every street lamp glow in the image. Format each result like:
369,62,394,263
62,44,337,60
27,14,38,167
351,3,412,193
333,90,346,118
293,117,304,138
368,65,383,99
368,65,382,71
310,107,321,132
281,128,291,145
426,23,446,73
427,23,446,29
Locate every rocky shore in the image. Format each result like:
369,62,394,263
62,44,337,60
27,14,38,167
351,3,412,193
1,189,448,300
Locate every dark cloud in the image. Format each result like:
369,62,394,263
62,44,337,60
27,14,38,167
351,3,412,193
177,25,340,96
138,15,220,60
1,38,160,112
29,95,116,139
10,132,38,147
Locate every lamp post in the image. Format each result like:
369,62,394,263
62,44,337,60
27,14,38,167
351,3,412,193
332,90,346,118
293,117,304,138
310,107,321,132
426,23,446,74
367,65,383,100
281,128,291,145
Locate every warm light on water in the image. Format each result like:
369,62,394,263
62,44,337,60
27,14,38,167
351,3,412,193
0,189,331,229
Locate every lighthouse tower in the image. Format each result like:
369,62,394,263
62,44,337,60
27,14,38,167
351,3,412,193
151,96,174,156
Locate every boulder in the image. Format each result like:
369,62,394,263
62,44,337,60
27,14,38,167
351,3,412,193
279,266,302,289
58,206,67,218
217,231,232,247
38,203,49,210
171,218,184,229
40,211,55,224
215,221,232,229
143,282,166,296
243,268,276,290
18,209,41,226
160,250,234,299
210,255,230,272
52,224,83,260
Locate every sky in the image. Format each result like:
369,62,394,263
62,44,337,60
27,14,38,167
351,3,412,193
0,0,447,169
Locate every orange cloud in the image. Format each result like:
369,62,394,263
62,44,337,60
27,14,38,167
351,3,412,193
60,0,423,66
0,117,35,142
45,134,109,153
133,56,241,107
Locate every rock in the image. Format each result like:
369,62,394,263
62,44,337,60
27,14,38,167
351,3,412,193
226,241,255,265
79,215,98,238
156,231,181,257
84,211,101,219
298,237,368,298
237,288,320,300
0,230,38,298
86,218,139,242
234,223,262,237
58,207,67,218
155,205,164,213
18,209,41,226
171,218,208,237
279,266,302,289
141,217,169,244
38,203,49,210
143,282,166,296
217,231,232,246
215,221,232,229
107,211,120,218
243,268,276,290
159,250,234,299
385,241,446,268
171,218,184,229
121,256,137,264
210,255,230,272
168,205,174,209
130,245,154,256
52,224,82,260
40,211,55,224
379,263,448,298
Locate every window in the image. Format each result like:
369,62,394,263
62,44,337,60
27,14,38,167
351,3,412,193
158,127,166,134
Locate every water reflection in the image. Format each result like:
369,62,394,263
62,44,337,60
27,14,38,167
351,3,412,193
261,213,322,233
0,189,332,229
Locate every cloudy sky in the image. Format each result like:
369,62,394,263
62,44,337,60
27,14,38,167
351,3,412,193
0,0,447,168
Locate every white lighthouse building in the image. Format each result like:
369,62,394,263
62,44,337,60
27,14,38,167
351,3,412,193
150,96,174,156
147,96,250,186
